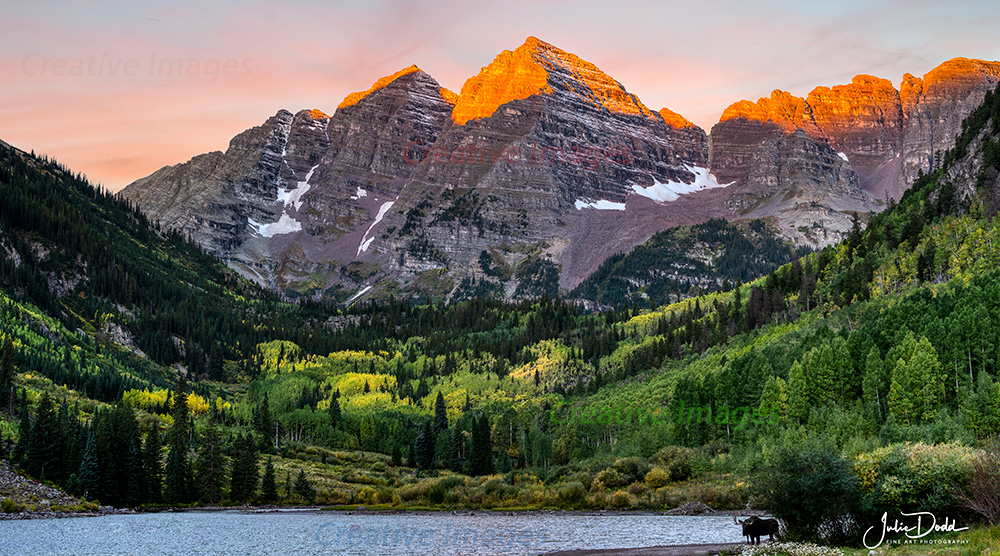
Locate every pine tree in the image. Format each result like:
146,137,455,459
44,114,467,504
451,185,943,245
293,469,316,503
254,394,274,449
60,403,83,480
92,409,119,505
77,431,100,500
195,419,227,504
391,443,402,467
888,356,916,424
434,428,454,469
229,433,259,503
0,338,14,413
11,390,30,466
414,421,434,469
757,376,789,422
470,414,494,476
164,380,192,504
328,393,341,431
207,343,225,382
888,334,945,423
23,392,61,481
120,406,144,507
142,424,164,504
433,391,448,435
862,348,887,420
260,457,278,503
451,421,468,472
914,336,946,420
805,343,838,407
787,360,809,423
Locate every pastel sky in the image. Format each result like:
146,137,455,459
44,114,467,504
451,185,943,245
3,0,1000,191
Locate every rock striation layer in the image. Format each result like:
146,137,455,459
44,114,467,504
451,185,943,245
712,59,1000,203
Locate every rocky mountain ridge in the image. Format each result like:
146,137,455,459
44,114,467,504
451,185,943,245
712,58,1000,203
120,38,1000,303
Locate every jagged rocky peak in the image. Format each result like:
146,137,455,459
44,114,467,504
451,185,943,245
451,36,659,126
338,65,457,110
806,75,903,157
658,107,697,130
718,89,818,134
711,58,1000,202
900,58,1000,184
323,64,456,182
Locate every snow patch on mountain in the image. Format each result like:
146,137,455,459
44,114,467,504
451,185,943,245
351,187,368,200
629,166,729,203
249,213,302,238
278,164,318,211
574,199,626,211
345,285,372,305
358,199,396,255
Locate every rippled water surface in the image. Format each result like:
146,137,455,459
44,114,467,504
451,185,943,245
1,510,746,556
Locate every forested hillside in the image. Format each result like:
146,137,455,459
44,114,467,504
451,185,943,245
571,217,811,307
1,83,1000,544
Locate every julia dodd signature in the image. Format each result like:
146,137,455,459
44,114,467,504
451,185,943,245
863,511,969,549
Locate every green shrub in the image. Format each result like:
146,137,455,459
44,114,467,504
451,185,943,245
438,475,466,491
564,471,593,490
594,468,628,489
480,478,516,498
753,438,862,544
645,467,671,489
612,457,650,484
668,458,693,482
610,490,632,508
854,441,975,516
428,482,447,504
557,481,587,506
626,481,647,495
651,446,697,481
2,498,22,513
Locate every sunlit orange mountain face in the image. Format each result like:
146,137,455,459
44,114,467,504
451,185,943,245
118,38,1000,303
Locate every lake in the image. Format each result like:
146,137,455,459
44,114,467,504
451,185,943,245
0,511,746,556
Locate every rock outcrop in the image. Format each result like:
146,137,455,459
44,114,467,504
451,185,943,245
708,58,1000,248
122,67,458,291
728,130,875,245
712,58,1000,203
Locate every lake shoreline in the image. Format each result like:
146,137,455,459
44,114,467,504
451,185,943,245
542,542,748,556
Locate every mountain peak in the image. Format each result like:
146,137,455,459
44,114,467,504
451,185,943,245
922,57,1000,91
450,41,553,125
305,108,329,120
451,37,656,125
658,107,697,129
718,89,813,132
337,65,425,110
519,35,551,51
